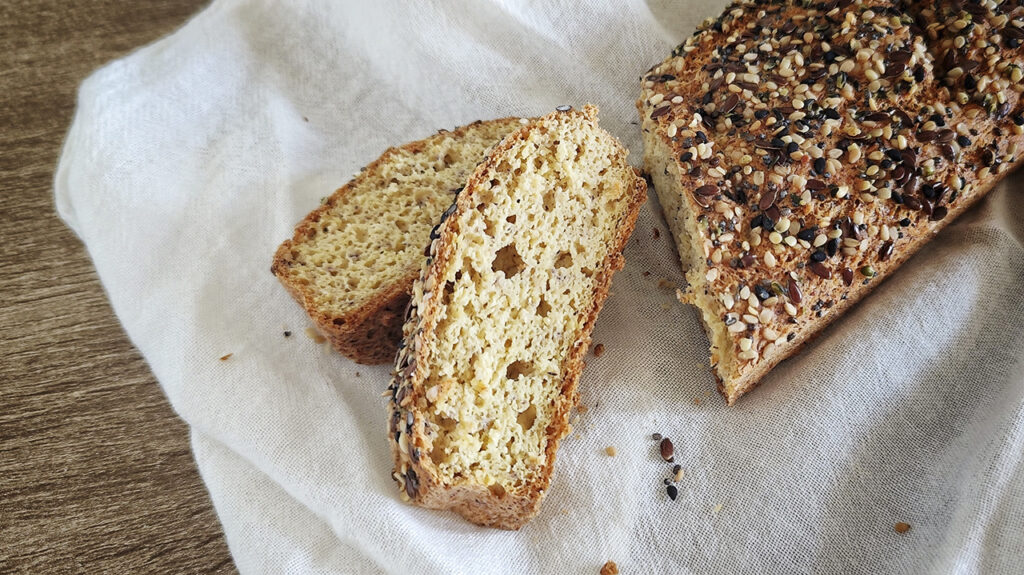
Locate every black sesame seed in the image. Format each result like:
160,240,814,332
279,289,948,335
813,157,826,175
440,202,458,222
899,217,911,227
680,152,694,162
755,109,770,119
672,464,682,474
1013,113,1024,126
283,331,291,337
754,285,771,300
664,478,672,485
931,206,948,221
963,75,977,91
957,135,971,147
696,131,708,144
797,228,816,242
811,250,827,263
667,484,678,501
786,142,799,154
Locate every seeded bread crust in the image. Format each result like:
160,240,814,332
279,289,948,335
386,106,647,529
272,118,524,364
639,0,1024,404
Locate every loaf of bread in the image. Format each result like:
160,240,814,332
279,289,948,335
386,105,647,529
272,118,524,364
639,0,1023,404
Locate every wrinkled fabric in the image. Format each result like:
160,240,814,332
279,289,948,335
55,1,1024,573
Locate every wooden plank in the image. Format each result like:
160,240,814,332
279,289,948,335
0,1,235,572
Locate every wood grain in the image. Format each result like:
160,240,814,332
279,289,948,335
0,1,235,572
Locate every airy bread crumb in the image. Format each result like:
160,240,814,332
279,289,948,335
272,118,523,363
387,105,646,529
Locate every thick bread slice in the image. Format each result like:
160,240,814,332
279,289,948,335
386,105,646,529
639,0,1024,404
272,118,524,364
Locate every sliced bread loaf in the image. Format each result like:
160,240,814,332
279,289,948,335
386,105,647,529
272,118,524,364
638,0,1023,404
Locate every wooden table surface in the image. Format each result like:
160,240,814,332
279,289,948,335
0,1,236,572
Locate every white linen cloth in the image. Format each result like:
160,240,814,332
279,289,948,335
55,0,1024,572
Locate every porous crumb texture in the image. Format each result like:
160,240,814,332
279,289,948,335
387,105,647,529
271,118,524,364
639,0,1024,404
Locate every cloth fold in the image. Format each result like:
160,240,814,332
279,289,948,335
56,0,1024,572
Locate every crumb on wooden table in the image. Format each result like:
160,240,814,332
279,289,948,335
600,560,619,575
605,446,617,457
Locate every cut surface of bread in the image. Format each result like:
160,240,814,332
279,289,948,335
639,0,1024,404
386,105,647,529
272,118,524,364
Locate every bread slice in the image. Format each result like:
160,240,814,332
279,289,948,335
386,105,646,529
639,0,1023,404
272,118,524,364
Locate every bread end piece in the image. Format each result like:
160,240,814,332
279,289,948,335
639,0,1022,404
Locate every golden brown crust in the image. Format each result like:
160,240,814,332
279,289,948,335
271,118,523,364
386,106,647,529
639,0,1024,403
